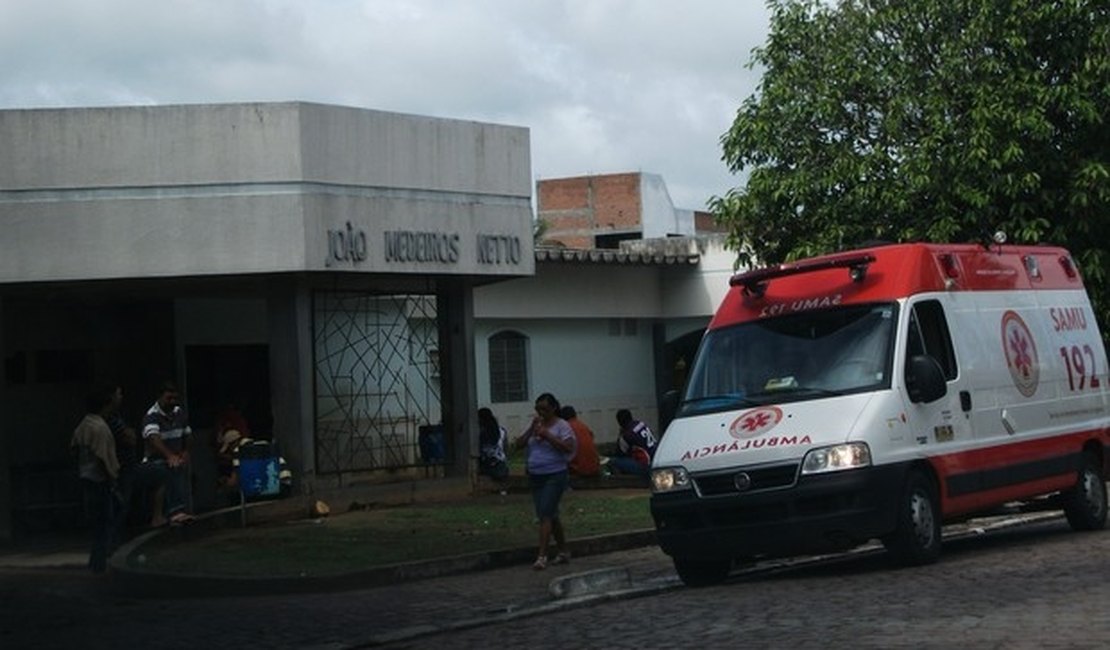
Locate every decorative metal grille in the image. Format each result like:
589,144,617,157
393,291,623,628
489,330,528,403
313,292,441,473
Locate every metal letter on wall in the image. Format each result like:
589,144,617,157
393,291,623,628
313,292,441,473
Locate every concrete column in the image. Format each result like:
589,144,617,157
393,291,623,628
267,278,316,493
0,296,11,542
438,280,478,477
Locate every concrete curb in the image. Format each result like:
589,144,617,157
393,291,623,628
548,566,632,599
108,515,658,599
104,498,1067,600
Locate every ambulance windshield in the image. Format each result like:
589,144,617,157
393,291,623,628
678,303,897,417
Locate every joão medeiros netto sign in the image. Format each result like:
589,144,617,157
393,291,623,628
326,222,524,268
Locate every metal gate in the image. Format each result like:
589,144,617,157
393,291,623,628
313,292,441,473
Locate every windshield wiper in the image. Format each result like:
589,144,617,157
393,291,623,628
680,394,761,408
755,385,847,398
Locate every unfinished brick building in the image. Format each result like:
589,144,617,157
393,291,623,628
536,172,722,249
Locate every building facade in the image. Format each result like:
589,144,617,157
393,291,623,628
475,172,735,445
474,235,735,443
0,102,534,540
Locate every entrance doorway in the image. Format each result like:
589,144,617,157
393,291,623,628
184,344,271,511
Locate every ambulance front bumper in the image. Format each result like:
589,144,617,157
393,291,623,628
650,462,908,560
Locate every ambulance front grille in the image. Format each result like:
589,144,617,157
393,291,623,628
693,463,800,497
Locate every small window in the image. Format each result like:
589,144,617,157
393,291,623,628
907,300,957,380
489,331,529,403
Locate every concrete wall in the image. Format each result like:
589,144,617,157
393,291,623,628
655,236,735,318
0,103,535,283
473,317,658,445
640,172,693,238
474,263,663,319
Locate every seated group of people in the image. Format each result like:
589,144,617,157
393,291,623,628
209,401,293,505
72,385,291,554
477,405,658,480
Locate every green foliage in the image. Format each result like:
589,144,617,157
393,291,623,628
715,0,1110,324
533,216,550,243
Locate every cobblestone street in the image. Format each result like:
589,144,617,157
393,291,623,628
2,516,1109,649
392,519,1110,649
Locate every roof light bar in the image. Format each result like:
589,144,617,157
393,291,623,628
729,252,876,296
1059,255,1078,279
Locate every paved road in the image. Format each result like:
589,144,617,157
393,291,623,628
392,518,1110,650
1,515,1107,649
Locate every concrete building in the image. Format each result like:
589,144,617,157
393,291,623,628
474,234,734,441
0,105,740,544
473,172,735,443
0,102,534,540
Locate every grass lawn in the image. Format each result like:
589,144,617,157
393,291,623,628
137,488,652,577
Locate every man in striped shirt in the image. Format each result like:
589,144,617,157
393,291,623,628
140,381,195,526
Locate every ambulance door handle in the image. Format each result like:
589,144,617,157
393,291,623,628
959,390,971,412
1001,409,1016,435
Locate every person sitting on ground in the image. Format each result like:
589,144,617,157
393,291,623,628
560,405,600,478
214,402,252,480
216,428,293,500
608,408,657,477
214,401,252,443
477,407,509,480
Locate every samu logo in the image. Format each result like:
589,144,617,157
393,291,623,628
1001,310,1039,397
729,406,783,439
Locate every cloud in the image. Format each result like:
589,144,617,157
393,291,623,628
0,0,769,209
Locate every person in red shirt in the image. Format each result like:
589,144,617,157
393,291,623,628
560,405,601,478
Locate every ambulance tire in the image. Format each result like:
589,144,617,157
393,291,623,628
1063,454,1107,531
883,470,941,566
673,556,731,588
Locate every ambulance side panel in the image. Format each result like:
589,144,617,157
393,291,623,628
931,289,1109,518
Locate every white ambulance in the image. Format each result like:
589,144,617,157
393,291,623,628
650,241,1110,586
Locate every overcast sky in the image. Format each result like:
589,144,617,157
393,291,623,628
0,0,770,210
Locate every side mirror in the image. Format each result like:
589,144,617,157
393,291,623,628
905,355,947,404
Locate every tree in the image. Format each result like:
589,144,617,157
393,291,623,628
713,0,1110,322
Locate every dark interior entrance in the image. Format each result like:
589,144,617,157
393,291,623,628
184,344,272,437
184,344,271,512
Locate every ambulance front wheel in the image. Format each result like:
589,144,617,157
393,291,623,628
1063,453,1107,531
673,556,731,588
882,470,941,566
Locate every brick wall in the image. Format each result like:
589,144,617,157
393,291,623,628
536,173,644,248
694,210,727,233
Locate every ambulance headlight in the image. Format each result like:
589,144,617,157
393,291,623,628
801,442,872,474
651,467,692,493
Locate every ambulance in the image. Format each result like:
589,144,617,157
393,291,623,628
650,241,1110,586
